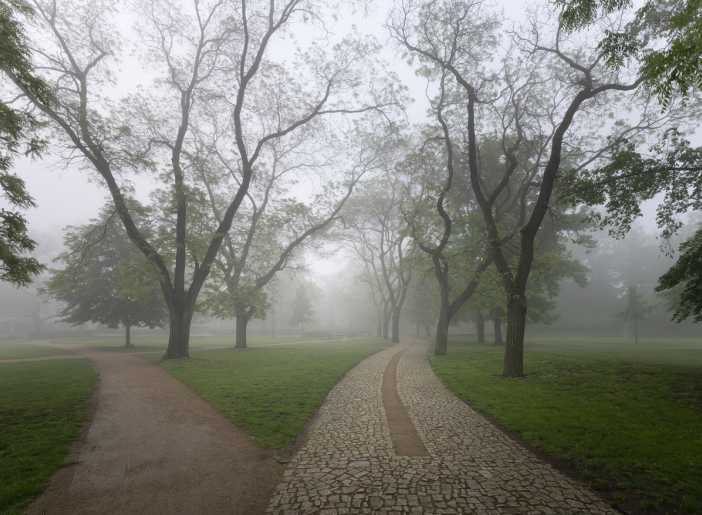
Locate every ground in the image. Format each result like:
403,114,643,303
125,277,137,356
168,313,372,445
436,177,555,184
431,336,702,514
0,336,387,513
268,340,615,514
0,359,96,514
160,338,389,448
3,334,701,514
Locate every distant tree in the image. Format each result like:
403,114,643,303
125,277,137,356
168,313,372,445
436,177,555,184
343,171,415,343
290,285,314,332
45,204,166,347
0,0,49,285
618,284,653,344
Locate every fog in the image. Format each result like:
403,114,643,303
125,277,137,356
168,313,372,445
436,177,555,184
2,0,699,346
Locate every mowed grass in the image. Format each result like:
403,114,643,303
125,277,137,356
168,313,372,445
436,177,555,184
161,338,388,449
432,337,702,514
0,359,96,514
0,340,73,360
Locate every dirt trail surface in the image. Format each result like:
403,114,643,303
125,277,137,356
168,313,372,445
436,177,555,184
27,350,282,515
268,339,616,514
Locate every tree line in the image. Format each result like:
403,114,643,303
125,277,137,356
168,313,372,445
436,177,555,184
1,0,701,378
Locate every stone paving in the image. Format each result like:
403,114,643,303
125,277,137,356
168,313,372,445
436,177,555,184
267,340,617,514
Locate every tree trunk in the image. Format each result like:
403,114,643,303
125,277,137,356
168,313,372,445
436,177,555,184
493,316,503,345
391,309,400,343
382,312,390,340
435,303,449,355
124,324,132,348
235,314,249,350
377,315,383,338
503,294,526,377
165,301,192,359
633,318,639,345
475,311,485,344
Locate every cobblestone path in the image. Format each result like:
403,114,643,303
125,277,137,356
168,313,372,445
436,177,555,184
267,339,616,515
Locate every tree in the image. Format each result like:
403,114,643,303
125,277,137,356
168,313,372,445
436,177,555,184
618,284,652,344
199,126,385,350
343,171,415,343
45,204,167,347
6,0,398,358
556,0,702,105
0,0,48,285
656,227,702,322
402,126,491,355
290,284,314,332
391,0,666,376
557,1,702,323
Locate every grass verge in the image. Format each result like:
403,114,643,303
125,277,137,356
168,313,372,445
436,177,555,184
431,340,702,514
161,338,388,449
0,359,97,514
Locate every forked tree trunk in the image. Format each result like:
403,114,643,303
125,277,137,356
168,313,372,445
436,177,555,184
165,302,192,359
493,316,503,345
435,304,449,355
475,312,485,343
124,324,132,348
235,314,249,350
503,294,526,377
391,309,400,343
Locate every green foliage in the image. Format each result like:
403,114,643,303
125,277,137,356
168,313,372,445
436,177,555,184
570,130,702,239
555,0,702,105
432,338,702,514
0,0,50,286
161,338,387,448
657,227,702,322
0,359,96,514
45,203,167,335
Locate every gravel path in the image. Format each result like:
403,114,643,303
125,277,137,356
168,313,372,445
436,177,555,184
267,339,616,514
28,350,282,515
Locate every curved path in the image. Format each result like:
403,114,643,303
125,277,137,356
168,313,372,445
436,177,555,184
268,339,616,514
27,350,282,515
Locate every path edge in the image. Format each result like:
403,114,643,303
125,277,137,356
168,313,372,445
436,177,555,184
25,357,102,514
420,340,625,515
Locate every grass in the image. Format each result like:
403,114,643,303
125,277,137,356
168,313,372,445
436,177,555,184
0,340,72,360
431,336,702,514
161,337,388,449
0,359,97,514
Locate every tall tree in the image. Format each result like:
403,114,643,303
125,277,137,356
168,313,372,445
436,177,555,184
391,0,670,376
344,172,415,343
6,0,398,357
403,124,492,355
45,204,167,347
0,0,48,285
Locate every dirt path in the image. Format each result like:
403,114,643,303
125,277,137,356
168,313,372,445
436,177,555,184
28,350,282,515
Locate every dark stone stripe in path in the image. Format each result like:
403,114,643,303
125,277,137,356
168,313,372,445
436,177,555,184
382,350,429,457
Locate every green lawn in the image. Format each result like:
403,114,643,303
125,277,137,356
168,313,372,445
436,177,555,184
0,340,73,360
432,337,702,514
0,359,97,514
161,338,388,449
